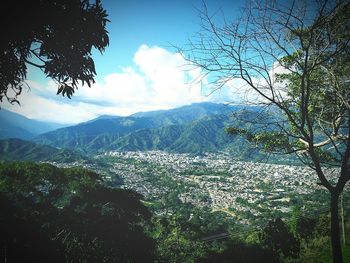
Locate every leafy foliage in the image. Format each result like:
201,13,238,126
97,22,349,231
198,242,280,263
0,162,154,262
0,0,109,103
260,218,300,259
151,215,206,262
227,127,292,153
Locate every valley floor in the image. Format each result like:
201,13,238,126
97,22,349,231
49,150,350,226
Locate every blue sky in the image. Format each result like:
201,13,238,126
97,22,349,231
4,0,246,124
92,0,242,78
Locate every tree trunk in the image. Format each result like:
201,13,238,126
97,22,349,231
330,191,343,263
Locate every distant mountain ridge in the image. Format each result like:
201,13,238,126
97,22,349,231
0,138,86,162
0,109,66,140
33,102,264,156
34,116,157,150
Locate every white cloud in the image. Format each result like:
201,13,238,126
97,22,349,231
4,45,207,124
216,61,293,105
3,45,294,124
4,89,104,124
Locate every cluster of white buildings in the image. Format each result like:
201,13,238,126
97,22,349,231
49,150,349,224
99,151,349,223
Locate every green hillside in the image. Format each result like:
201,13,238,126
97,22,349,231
0,109,65,139
0,138,86,162
31,102,279,161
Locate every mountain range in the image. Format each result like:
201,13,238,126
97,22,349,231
0,138,86,162
33,103,263,155
1,102,273,161
0,109,66,139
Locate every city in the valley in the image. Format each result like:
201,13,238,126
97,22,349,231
50,150,348,227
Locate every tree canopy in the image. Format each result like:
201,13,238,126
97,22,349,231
0,162,154,262
0,0,109,104
185,1,350,262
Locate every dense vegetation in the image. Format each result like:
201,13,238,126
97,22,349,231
0,162,154,262
0,138,86,162
1,162,349,262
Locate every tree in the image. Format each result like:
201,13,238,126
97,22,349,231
184,1,350,262
151,213,206,262
198,241,280,263
0,193,65,263
0,0,109,104
0,162,155,262
260,217,300,260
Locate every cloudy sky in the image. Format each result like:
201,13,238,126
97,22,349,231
4,0,246,124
